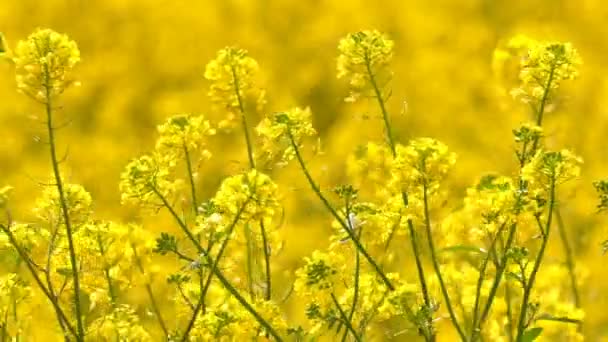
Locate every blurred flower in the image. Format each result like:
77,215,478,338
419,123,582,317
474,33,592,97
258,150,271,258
0,185,13,209
33,181,92,225
12,28,80,102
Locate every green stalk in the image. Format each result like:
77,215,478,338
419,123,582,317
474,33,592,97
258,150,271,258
422,182,467,341
514,178,557,340
288,131,394,290
341,204,361,342
331,293,361,342
365,54,434,341
131,243,169,339
151,189,283,341
231,64,273,301
43,67,85,341
181,197,252,341
0,223,78,339
555,208,582,315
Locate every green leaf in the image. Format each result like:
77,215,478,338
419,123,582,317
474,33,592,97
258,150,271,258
521,327,543,342
439,245,487,255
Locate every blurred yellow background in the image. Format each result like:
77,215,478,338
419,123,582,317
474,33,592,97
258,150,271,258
1,0,608,339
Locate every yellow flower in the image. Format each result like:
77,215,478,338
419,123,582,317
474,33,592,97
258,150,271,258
255,107,316,166
337,30,394,102
390,138,457,193
12,28,80,102
0,185,13,208
155,113,216,159
204,47,265,129
495,35,581,105
33,181,92,226
522,149,583,189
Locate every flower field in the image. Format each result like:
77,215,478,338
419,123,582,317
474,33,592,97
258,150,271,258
1,1,608,341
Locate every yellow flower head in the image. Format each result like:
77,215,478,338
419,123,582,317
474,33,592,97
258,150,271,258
494,35,581,104
337,30,394,102
391,138,456,192
522,149,582,189
155,113,216,159
256,107,316,166
34,182,92,226
119,153,182,208
204,47,265,128
212,169,280,222
12,28,80,102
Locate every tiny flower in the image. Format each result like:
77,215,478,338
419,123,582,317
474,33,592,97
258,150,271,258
522,149,582,188
593,179,608,212
34,181,92,225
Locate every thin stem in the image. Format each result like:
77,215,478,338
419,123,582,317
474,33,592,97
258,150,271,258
131,243,169,339
0,223,78,339
366,53,435,341
288,131,394,290
331,293,361,342
470,222,507,341
231,65,273,301
181,197,251,341
530,64,556,154
183,143,198,216
365,54,396,155
515,178,556,340
342,205,361,342
422,182,467,341
43,72,85,342
505,281,514,342
260,220,272,300
96,233,117,306
555,208,581,309
231,64,256,169
152,190,283,341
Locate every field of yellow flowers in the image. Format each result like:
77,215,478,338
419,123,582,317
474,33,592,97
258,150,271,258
1,0,608,341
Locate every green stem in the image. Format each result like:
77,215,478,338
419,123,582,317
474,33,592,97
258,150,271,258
181,197,252,341
152,190,282,341
470,222,508,341
555,208,581,310
366,52,435,341
183,143,199,215
422,182,467,341
0,223,78,339
530,64,556,154
131,243,169,339
331,293,361,342
43,73,85,342
365,54,396,155
342,205,361,342
515,178,556,341
288,131,394,290
96,233,117,306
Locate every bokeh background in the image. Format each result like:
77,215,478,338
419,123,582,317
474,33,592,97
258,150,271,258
1,0,608,339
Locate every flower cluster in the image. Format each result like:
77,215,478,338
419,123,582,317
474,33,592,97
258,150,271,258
12,28,80,102
119,153,182,208
256,107,317,166
337,30,394,101
33,181,93,225
204,47,265,129
495,35,582,105
522,149,583,189
155,114,216,159
390,137,457,193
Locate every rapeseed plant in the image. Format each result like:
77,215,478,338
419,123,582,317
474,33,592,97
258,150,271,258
0,25,594,342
